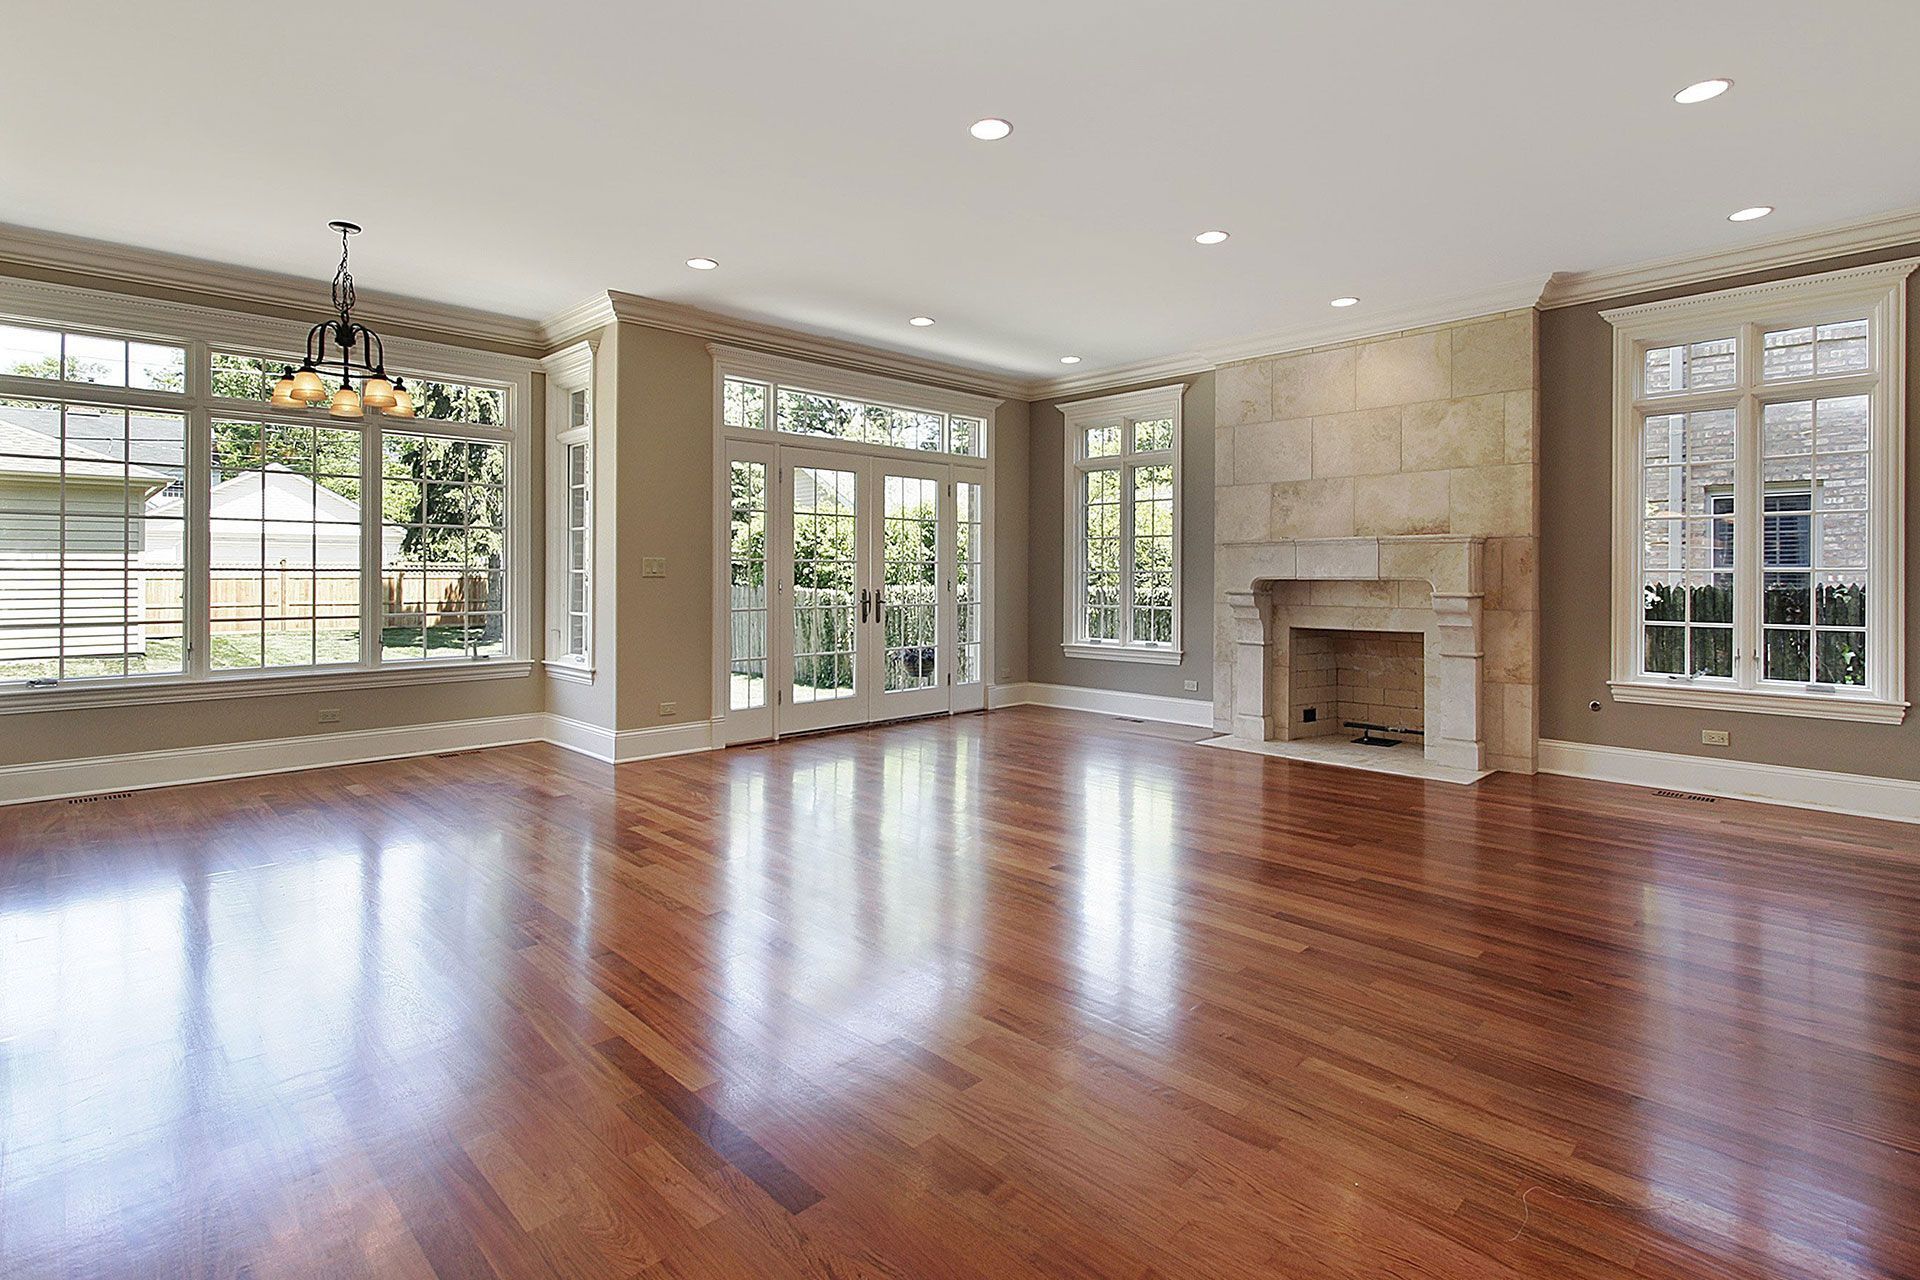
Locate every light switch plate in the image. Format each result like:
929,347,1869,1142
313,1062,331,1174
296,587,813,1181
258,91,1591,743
1701,728,1729,746
641,557,667,578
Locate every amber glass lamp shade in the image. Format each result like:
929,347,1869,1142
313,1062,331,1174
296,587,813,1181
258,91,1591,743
290,366,328,403
328,385,364,418
386,385,416,417
360,375,397,410
270,367,301,408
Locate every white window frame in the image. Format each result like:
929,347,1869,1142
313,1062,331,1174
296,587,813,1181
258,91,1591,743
1059,383,1185,665
0,276,535,714
707,344,1000,739
542,341,594,681
1605,258,1914,724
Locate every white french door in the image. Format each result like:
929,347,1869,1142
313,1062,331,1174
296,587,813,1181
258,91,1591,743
720,442,985,743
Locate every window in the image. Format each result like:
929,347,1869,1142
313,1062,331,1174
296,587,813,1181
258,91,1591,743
543,344,592,673
956,480,983,683
720,371,986,458
727,458,768,709
1060,384,1184,664
0,301,527,706
1607,259,1912,723
0,399,185,681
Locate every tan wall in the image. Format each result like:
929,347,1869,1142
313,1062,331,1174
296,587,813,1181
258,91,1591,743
1027,373,1215,701
1213,311,1540,772
1539,244,1920,781
991,399,1031,684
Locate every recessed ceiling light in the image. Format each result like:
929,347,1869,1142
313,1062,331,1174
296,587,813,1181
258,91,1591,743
1728,205,1773,222
1059,355,1082,364
686,257,718,270
1674,78,1733,104
1194,230,1230,245
969,118,1012,141
909,316,935,327
1330,296,1359,308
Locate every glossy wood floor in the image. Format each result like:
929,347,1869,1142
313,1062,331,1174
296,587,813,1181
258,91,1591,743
2,708,1917,1279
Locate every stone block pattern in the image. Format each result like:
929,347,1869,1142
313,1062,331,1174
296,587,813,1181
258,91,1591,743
1214,310,1539,773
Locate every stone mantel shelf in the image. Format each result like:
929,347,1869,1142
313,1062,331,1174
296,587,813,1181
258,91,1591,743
1216,535,1486,598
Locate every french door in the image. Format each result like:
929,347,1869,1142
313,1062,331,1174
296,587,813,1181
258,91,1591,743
723,443,979,742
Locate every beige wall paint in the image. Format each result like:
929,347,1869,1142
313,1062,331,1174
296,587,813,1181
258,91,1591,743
1212,313,1540,772
1027,373,1215,701
1539,244,1920,781
991,399,1031,684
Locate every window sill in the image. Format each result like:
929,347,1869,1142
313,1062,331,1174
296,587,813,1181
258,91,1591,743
1063,642,1185,667
0,659,535,715
1608,679,1908,725
543,659,595,684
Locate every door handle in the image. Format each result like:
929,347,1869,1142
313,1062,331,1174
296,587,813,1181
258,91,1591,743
861,588,871,623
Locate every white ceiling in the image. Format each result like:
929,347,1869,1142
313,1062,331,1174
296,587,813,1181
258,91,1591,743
5,1,1919,382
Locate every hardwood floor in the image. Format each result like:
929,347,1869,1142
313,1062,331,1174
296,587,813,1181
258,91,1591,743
1,707,1916,1279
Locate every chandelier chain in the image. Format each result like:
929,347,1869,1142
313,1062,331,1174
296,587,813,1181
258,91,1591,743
331,224,356,318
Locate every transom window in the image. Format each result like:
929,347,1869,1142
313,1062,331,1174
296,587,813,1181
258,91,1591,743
1607,260,1912,723
0,303,525,702
1060,384,1184,664
721,374,985,458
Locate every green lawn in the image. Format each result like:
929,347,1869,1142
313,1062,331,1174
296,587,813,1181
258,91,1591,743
2,626,500,681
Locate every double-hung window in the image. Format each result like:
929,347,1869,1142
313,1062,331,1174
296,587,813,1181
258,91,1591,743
543,343,593,675
1606,259,1913,723
0,297,528,707
1061,384,1184,664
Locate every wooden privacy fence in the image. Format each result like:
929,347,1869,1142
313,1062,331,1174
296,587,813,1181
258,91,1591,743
159,568,498,629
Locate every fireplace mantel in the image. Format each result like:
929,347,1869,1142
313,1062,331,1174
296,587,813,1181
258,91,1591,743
1219,536,1487,771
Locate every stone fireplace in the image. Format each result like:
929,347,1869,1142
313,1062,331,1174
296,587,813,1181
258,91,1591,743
1221,536,1489,771
1211,310,1540,775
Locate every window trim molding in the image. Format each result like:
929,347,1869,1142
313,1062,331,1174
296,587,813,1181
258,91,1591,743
1604,257,1916,724
541,340,595,679
0,275,537,709
1058,382,1186,664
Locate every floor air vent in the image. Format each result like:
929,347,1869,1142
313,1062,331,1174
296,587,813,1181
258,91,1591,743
1114,717,1145,724
68,791,132,805
1652,789,1717,803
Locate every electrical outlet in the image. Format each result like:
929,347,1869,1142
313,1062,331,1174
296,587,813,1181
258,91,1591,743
641,557,667,578
317,708,341,724
659,701,677,717
1701,728,1729,747
1182,679,1198,692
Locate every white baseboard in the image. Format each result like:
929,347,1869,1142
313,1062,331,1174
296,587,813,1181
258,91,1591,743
0,713,724,806
1538,738,1920,827
0,714,547,807
990,680,1214,728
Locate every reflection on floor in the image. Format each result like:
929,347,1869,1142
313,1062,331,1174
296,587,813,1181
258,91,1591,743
0,706,1916,1278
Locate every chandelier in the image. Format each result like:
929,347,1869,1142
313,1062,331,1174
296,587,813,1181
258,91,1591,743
270,221,415,419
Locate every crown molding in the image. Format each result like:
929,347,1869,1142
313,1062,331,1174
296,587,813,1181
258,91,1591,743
1539,205,1920,310
0,222,545,356
1021,275,1551,401
540,290,1033,400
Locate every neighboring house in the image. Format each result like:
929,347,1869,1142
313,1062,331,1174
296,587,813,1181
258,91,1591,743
0,414,173,662
144,464,403,572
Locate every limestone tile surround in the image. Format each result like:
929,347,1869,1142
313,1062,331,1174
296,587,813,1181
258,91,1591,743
1213,309,1539,773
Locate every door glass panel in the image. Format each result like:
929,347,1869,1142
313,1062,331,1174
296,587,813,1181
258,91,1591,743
956,481,982,684
792,466,857,702
882,474,939,692
728,459,767,709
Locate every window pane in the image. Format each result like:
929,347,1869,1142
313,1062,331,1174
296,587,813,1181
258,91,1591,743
1130,463,1174,646
1689,628,1732,678
1764,572,1809,626
381,431,506,662
1816,630,1866,685
1643,337,1735,394
1761,326,1815,381
1815,319,1869,374
1132,417,1174,452
0,325,61,379
1815,572,1866,628
1644,625,1684,674
565,442,590,659
949,415,984,457
0,399,186,684
1764,629,1810,682
791,466,857,702
956,480,983,684
777,388,863,441
209,419,364,670
1085,424,1121,458
723,379,768,430
65,334,127,386
727,459,767,709
569,388,589,430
